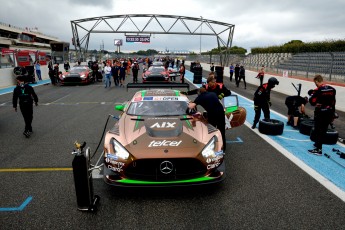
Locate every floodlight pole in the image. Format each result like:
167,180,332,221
200,16,203,55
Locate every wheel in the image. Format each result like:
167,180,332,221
298,115,311,127
258,119,284,135
299,119,314,135
310,128,339,145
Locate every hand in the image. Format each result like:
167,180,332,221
14,107,17,112
35,102,38,106
218,93,224,100
180,91,187,95
268,101,272,107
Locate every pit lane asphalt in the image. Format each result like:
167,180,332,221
0,73,344,229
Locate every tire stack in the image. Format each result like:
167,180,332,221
215,66,224,83
190,62,196,72
193,66,203,84
299,119,338,144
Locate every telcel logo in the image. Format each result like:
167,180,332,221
148,140,182,147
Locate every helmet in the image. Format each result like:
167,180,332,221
268,77,279,86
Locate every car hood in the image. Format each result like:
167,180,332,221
106,115,220,158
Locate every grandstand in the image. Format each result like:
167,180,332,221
243,52,345,82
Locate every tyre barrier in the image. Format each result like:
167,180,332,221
258,119,284,135
310,128,339,145
299,119,314,136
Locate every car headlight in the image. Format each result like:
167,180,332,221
109,138,129,160
202,136,216,158
80,74,86,79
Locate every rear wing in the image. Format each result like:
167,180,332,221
126,83,190,91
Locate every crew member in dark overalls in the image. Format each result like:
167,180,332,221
188,88,226,151
285,95,308,127
308,75,336,156
12,76,38,138
252,77,279,129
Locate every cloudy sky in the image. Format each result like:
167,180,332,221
1,0,345,53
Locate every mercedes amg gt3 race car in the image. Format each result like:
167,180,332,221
103,86,246,187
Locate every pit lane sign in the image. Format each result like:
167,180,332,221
126,36,150,43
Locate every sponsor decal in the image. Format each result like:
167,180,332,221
148,117,178,120
134,97,142,102
107,161,125,172
207,162,221,169
142,96,184,101
150,122,176,128
148,140,182,147
106,153,118,160
206,155,223,164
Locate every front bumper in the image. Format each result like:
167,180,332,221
103,161,225,187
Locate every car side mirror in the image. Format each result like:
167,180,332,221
115,104,125,111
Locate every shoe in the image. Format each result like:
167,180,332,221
308,148,322,156
251,124,256,129
23,131,30,138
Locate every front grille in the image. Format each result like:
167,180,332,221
64,77,82,82
125,158,206,181
147,76,166,81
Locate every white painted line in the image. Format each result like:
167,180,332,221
50,94,70,104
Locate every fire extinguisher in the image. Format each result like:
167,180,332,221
72,141,100,212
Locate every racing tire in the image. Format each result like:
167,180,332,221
258,119,284,135
297,116,311,127
299,119,314,136
310,128,339,145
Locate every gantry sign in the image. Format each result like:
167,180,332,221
70,14,235,66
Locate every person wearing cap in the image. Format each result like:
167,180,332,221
188,88,226,151
12,76,38,138
251,77,279,129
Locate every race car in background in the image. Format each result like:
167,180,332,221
59,65,95,85
142,66,170,83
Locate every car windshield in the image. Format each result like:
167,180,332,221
149,67,165,73
69,67,87,73
127,100,188,116
152,62,163,66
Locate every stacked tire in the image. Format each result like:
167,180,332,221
299,119,338,144
215,66,224,83
193,66,203,84
190,62,196,72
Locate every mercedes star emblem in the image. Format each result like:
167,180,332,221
160,161,174,174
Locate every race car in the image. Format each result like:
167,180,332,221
59,65,94,85
103,88,225,186
142,66,170,83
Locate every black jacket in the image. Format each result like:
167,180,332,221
13,84,38,108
